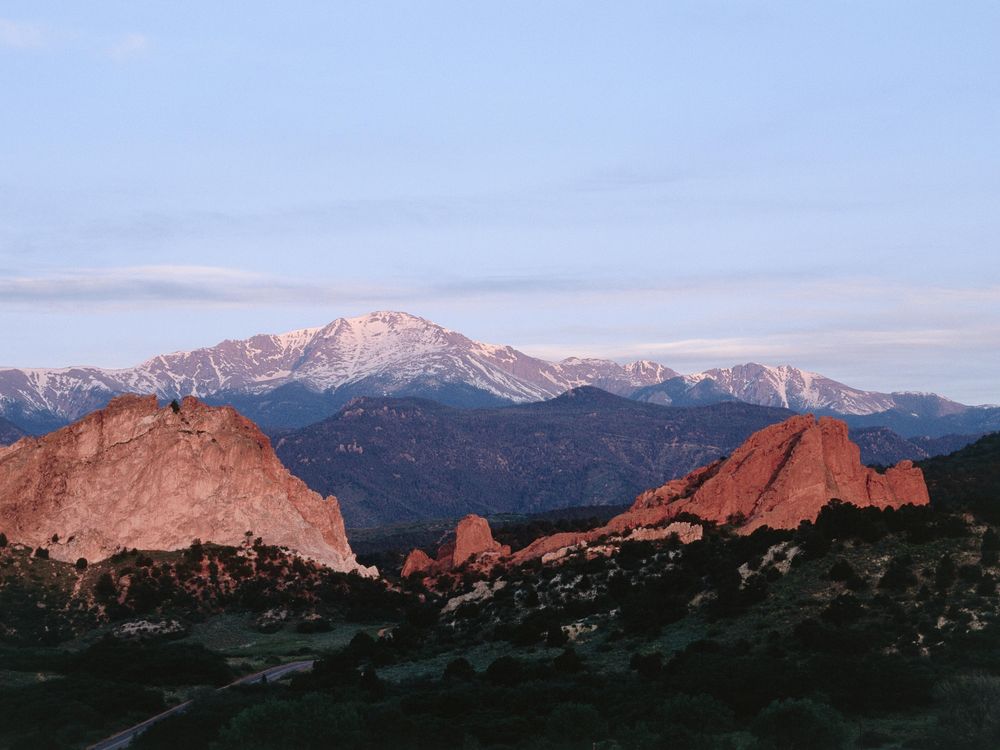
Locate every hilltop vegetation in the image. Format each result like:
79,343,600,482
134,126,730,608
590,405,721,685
4,431,1000,749
920,431,1000,518
0,536,405,647
115,498,1000,750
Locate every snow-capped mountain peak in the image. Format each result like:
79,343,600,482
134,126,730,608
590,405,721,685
0,312,977,433
0,312,673,429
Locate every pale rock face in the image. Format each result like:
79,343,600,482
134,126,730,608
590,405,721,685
509,521,703,566
631,414,930,532
0,394,373,575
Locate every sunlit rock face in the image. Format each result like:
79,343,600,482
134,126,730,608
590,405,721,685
0,394,374,575
507,415,928,566
631,414,930,532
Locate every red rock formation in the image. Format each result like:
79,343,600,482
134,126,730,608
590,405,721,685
509,521,702,566
453,514,507,565
411,415,930,575
401,514,510,577
401,548,434,578
630,414,929,532
507,414,928,565
0,394,373,574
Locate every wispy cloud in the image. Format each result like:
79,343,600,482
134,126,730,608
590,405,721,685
0,17,149,61
573,165,693,192
0,265,842,310
0,266,388,308
107,32,148,62
2,265,998,402
0,18,45,49
3,265,997,306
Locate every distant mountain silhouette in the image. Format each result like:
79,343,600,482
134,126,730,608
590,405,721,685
272,389,798,526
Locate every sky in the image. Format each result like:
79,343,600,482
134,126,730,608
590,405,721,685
1,2,998,403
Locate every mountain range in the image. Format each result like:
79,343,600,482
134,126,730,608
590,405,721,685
1,310,997,436
0,311,674,432
271,388,960,528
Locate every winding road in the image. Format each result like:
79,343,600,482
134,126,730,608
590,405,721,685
86,659,315,750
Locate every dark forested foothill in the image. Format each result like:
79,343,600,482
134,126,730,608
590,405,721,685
272,392,798,525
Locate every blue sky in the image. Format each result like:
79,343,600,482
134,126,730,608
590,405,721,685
1,2,998,402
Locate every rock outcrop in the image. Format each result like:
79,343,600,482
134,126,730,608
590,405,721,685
509,521,703,566
401,514,510,577
629,414,929,532
453,514,507,565
400,548,435,578
0,394,373,574
506,415,928,566
412,415,930,576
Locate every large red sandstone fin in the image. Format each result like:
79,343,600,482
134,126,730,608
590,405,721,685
627,414,929,532
503,415,929,566
0,394,374,575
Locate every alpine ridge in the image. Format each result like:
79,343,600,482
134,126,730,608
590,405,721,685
0,394,372,574
1,312,992,434
633,363,964,416
0,311,676,431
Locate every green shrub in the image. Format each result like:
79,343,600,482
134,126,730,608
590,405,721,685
751,698,851,750
932,675,1000,749
66,638,232,686
295,617,332,634
553,647,583,674
878,557,918,591
214,695,362,750
443,657,475,681
0,676,164,747
485,656,524,686
660,693,735,734
545,703,607,747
